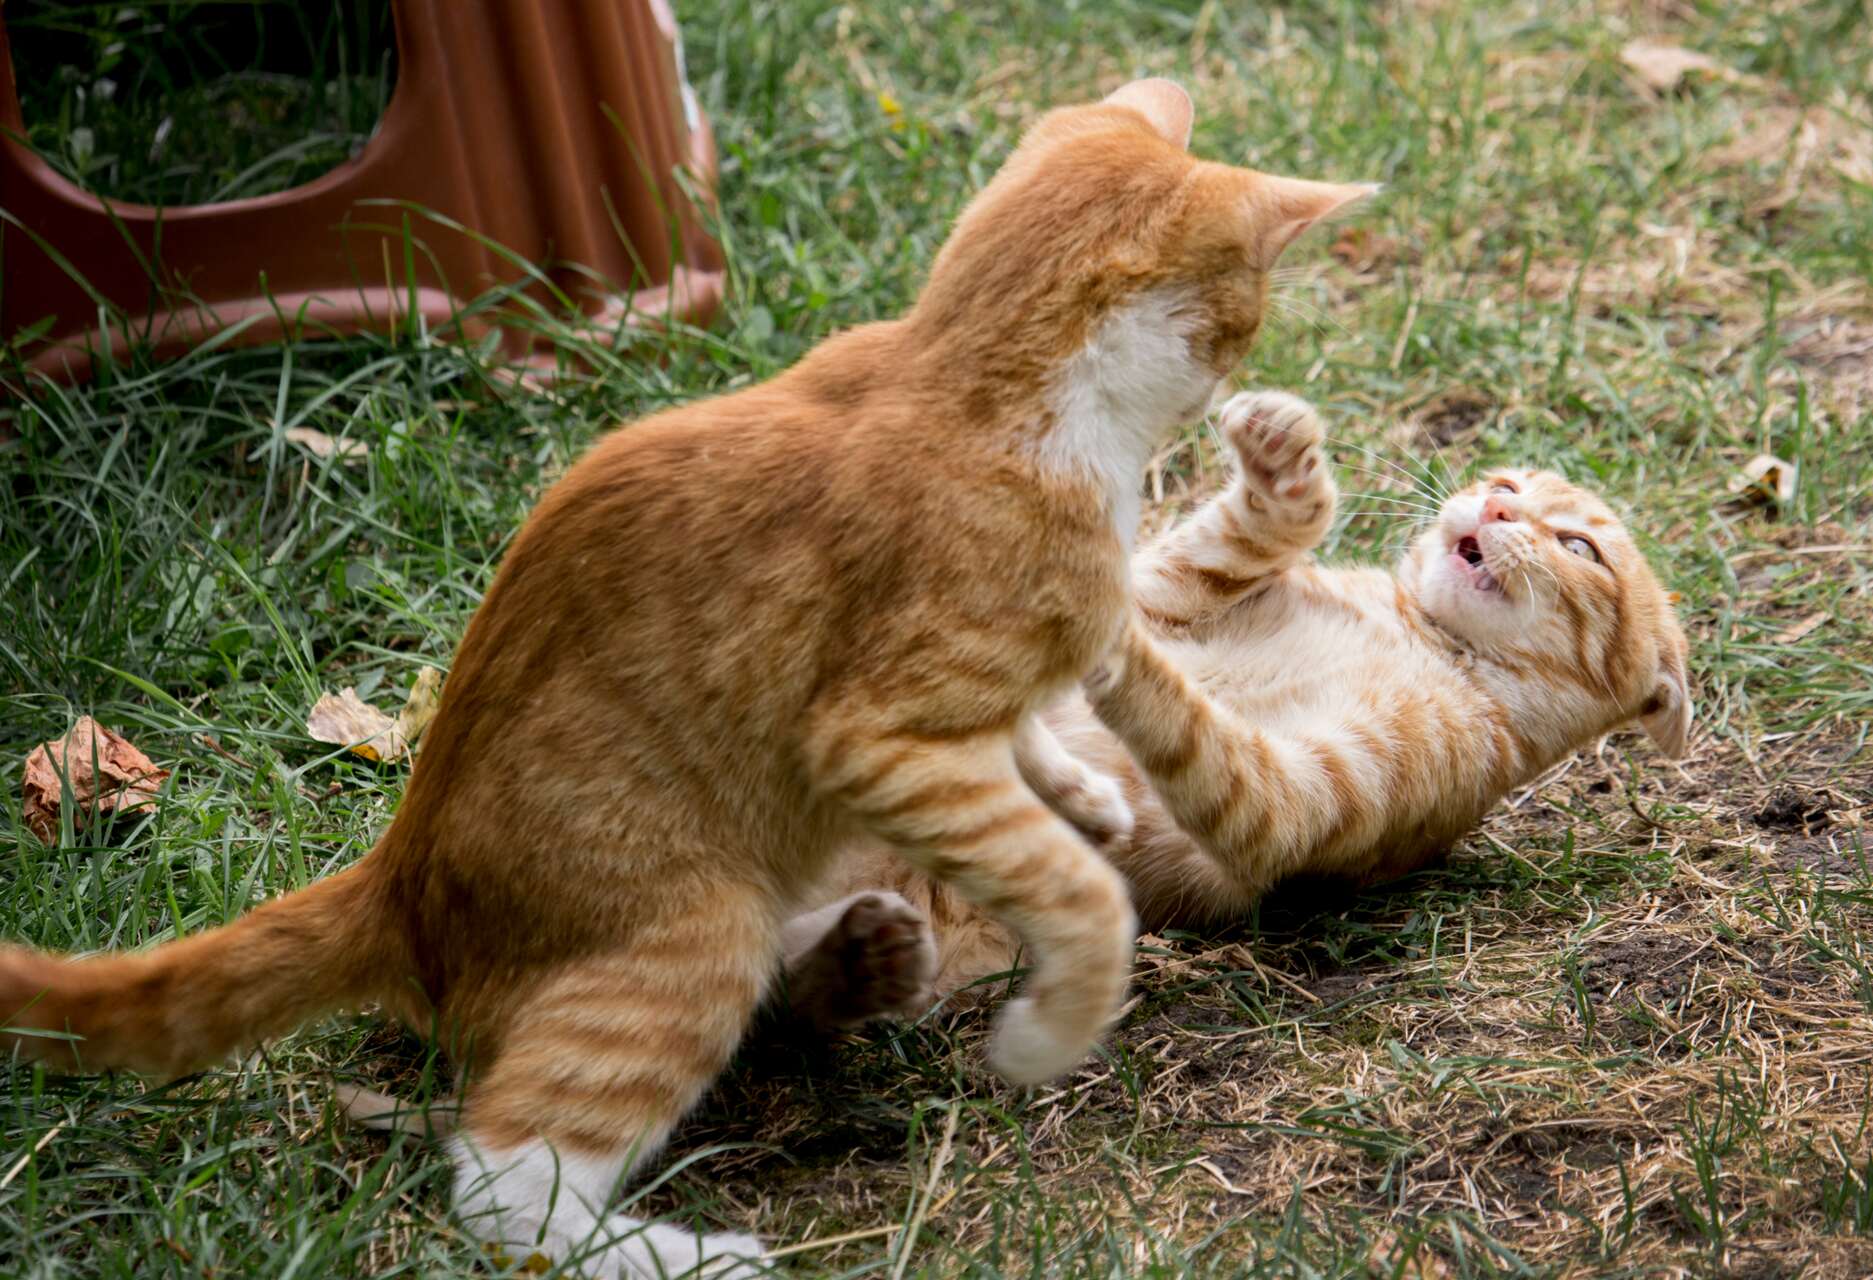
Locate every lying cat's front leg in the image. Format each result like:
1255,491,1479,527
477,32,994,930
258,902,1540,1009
1134,390,1338,630
1083,617,1385,902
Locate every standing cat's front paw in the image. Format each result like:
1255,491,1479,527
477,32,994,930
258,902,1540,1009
1218,390,1331,510
1050,764,1134,852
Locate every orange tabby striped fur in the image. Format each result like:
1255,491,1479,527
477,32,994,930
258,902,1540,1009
0,81,1373,1275
801,390,1692,1004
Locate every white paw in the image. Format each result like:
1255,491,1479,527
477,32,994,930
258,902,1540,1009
1218,389,1329,505
987,996,1087,1086
1080,650,1124,699
605,1220,767,1279
1057,767,1134,851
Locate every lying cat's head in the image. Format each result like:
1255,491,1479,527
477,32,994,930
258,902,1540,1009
1404,469,1693,757
913,80,1375,428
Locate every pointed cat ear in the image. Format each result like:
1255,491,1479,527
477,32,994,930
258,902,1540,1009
1103,79,1193,149
1246,175,1381,269
1639,642,1693,759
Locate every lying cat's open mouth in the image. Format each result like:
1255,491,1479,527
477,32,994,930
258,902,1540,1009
1451,535,1503,593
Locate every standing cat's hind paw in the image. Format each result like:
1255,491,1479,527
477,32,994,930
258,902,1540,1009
839,891,938,1017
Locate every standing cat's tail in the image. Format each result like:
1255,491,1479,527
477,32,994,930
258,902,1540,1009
0,863,403,1077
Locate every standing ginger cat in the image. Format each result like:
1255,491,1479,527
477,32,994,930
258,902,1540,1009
791,390,1692,1015
0,82,1373,1275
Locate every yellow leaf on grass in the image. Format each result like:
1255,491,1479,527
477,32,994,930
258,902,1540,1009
1726,453,1798,505
306,671,445,764
306,688,405,762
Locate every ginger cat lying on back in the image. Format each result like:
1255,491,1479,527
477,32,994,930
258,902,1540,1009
787,390,1692,1017
0,82,1375,1276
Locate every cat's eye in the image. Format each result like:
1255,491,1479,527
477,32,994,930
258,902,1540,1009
1489,478,1519,494
1560,535,1601,563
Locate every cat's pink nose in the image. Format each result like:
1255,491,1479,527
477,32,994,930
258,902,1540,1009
1481,495,1518,524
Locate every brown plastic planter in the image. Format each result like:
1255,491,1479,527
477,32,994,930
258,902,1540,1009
0,0,725,384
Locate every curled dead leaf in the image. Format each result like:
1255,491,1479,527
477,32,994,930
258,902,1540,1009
1727,453,1798,506
1619,39,1731,94
21,717,171,842
1775,610,1829,645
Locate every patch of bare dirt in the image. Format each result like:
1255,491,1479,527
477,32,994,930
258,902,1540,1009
1753,786,1834,835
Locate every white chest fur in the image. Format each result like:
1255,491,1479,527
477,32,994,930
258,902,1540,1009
1034,287,1216,550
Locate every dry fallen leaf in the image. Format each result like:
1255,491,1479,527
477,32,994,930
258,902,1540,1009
283,426,369,463
21,717,171,842
305,670,445,765
1727,452,1799,505
306,688,406,763
1775,610,1829,645
1619,39,1729,94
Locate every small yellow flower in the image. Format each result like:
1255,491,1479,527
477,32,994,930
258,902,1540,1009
877,90,902,118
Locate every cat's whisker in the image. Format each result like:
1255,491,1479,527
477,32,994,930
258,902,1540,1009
1326,436,1452,505
1335,478,1441,506
1263,287,1338,326
1330,461,1443,511
1337,497,1443,516
1336,497,1444,520
1337,510,1436,525
1330,456,1426,489
1266,294,1350,338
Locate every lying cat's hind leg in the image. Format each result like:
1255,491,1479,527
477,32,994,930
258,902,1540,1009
782,890,938,1028
449,904,773,1278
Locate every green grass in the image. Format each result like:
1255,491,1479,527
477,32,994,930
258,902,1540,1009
4,0,1873,1276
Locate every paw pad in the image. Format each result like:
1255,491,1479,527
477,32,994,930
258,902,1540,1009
1217,390,1329,506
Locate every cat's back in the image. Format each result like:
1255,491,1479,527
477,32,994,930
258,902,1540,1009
413,318,1117,824
455,324,929,693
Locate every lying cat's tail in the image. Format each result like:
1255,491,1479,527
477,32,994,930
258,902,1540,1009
0,863,402,1077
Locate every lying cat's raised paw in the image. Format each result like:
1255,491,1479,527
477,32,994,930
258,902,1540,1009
1219,389,1329,507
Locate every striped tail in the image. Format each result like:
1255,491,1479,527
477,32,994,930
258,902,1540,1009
0,863,402,1077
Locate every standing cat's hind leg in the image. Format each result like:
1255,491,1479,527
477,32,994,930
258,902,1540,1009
450,899,774,1278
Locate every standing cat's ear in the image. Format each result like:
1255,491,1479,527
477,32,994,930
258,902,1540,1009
1639,638,1693,759
1245,175,1381,269
1103,79,1194,149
